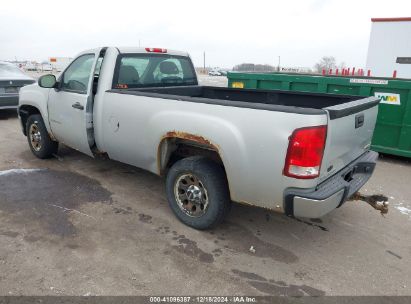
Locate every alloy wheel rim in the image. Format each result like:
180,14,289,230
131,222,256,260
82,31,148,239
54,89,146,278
29,123,42,152
174,173,209,217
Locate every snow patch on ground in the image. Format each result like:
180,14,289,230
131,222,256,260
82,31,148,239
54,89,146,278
396,206,411,215
394,202,411,219
0,168,45,176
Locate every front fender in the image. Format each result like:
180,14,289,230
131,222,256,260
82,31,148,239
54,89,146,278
19,84,52,135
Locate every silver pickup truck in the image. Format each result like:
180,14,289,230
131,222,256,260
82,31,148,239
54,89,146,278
18,47,380,229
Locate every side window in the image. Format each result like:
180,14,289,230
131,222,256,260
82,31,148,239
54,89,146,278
61,54,95,94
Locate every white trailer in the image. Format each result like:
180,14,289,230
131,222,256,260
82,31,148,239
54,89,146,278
366,17,411,78
49,57,72,72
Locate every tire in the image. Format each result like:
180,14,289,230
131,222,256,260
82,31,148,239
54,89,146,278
166,156,231,230
26,114,58,159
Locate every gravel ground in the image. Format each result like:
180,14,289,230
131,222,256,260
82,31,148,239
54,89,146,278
0,76,410,296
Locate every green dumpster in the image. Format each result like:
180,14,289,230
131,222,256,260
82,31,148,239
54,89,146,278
227,72,411,158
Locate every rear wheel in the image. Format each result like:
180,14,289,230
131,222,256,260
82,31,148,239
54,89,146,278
166,156,231,230
26,114,58,159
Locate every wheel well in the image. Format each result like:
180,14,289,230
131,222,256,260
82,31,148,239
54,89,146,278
19,105,41,136
158,137,225,176
159,137,232,200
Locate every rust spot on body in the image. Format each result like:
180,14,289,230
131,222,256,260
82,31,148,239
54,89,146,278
163,131,219,151
235,200,284,213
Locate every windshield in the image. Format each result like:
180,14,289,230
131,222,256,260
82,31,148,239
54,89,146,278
0,63,26,78
113,54,197,89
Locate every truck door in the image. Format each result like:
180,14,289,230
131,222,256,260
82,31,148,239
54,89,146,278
48,51,100,157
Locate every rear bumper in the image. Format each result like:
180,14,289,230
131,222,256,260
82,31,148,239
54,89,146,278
0,94,19,109
284,150,378,218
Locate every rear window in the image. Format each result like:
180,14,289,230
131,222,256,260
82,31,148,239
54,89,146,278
113,54,197,89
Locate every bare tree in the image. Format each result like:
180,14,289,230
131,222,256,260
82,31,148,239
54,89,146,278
233,63,275,72
314,56,337,73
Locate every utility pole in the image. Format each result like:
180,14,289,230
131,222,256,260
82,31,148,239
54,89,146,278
277,56,281,72
138,39,141,48
203,51,206,73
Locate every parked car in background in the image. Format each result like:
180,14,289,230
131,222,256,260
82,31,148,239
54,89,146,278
0,61,35,109
208,70,222,76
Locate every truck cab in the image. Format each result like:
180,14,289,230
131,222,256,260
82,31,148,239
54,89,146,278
19,47,197,157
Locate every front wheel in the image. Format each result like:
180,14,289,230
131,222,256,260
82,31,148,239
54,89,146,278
166,156,231,230
26,114,58,159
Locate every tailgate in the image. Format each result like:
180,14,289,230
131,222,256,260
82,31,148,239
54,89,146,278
319,96,380,182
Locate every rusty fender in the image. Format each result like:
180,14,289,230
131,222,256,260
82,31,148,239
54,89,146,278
162,131,220,151
157,131,221,175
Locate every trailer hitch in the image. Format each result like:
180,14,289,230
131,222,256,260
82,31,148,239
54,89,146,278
350,192,389,216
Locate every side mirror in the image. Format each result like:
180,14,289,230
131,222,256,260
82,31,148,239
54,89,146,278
38,74,57,88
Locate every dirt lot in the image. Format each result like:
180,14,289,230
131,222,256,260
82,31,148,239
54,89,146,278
0,76,410,296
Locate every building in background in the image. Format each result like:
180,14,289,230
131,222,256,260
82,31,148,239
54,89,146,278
49,57,72,72
366,17,411,78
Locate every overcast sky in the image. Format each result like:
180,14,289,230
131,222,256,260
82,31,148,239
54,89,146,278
1,0,410,69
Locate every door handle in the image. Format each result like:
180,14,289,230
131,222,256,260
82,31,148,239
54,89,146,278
72,102,84,110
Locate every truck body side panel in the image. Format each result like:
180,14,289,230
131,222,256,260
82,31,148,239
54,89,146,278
98,92,327,210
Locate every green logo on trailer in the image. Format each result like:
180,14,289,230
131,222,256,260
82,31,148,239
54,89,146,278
375,92,401,105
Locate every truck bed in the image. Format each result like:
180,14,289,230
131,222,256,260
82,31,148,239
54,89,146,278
109,85,367,116
108,84,380,184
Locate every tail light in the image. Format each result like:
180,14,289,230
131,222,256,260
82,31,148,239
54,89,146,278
283,125,327,179
145,47,167,53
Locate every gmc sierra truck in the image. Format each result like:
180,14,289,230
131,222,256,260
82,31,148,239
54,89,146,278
18,47,380,229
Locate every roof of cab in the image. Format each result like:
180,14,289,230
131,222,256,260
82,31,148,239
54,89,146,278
117,47,189,57
76,47,190,58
